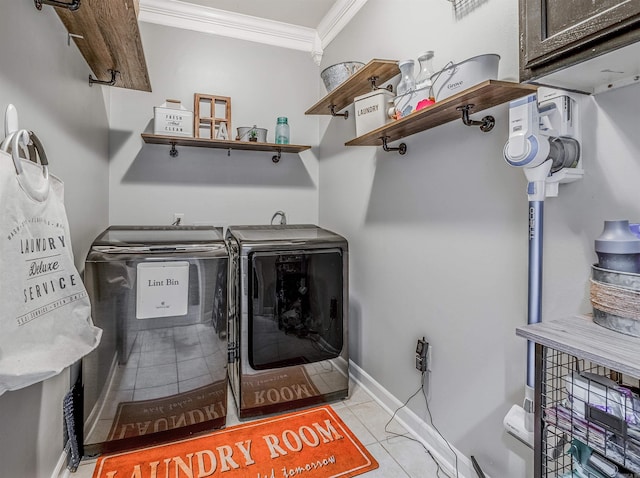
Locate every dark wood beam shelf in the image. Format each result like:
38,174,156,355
345,80,538,148
305,59,399,116
53,0,151,92
141,133,311,163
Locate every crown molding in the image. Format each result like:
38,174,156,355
317,0,368,48
138,0,320,57
138,0,368,65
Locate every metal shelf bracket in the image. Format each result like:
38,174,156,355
329,104,348,120
381,136,407,155
35,0,81,11
368,76,393,92
457,104,495,132
89,69,119,87
163,142,282,163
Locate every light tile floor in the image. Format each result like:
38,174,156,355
85,323,228,445
70,380,444,477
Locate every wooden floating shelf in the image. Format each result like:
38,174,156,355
141,134,311,154
345,80,538,147
305,59,399,115
55,0,151,92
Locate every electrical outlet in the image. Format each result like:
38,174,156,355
173,213,184,225
415,337,429,372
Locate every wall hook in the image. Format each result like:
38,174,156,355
272,150,281,163
368,76,393,92
89,69,119,87
169,142,178,158
456,104,495,132
34,0,81,11
329,104,348,119
381,136,407,155
5,104,19,136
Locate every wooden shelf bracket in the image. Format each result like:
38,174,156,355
89,69,119,87
381,136,407,155
457,104,495,132
34,0,81,11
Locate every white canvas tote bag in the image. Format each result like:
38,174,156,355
0,130,101,395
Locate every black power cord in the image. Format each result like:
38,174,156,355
384,371,460,478
470,456,486,478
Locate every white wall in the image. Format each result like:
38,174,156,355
319,0,640,476
0,1,110,476
108,23,321,227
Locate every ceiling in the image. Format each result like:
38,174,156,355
138,0,368,64
177,0,338,29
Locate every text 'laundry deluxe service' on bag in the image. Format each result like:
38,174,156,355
0,129,101,395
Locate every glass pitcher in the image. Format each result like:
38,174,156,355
396,60,416,96
415,51,435,91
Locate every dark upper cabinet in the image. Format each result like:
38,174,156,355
520,0,640,82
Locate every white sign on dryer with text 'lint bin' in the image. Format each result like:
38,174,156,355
136,261,189,319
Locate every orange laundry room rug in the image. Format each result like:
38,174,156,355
92,405,378,478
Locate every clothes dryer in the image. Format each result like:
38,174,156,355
226,224,348,419
82,226,228,455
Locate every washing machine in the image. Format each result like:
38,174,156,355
226,224,348,419
82,226,228,456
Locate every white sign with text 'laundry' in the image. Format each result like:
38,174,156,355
136,261,189,319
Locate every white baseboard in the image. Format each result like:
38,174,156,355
349,360,481,478
51,450,68,478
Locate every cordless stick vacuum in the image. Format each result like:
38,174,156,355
502,89,582,447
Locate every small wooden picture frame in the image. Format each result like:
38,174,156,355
194,93,231,140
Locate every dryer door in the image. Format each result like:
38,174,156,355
248,249,344,370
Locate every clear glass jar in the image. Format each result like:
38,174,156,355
275,117,289,144
415,51,435,90
396,60,416,96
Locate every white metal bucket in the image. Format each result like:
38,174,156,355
430,54,500,101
